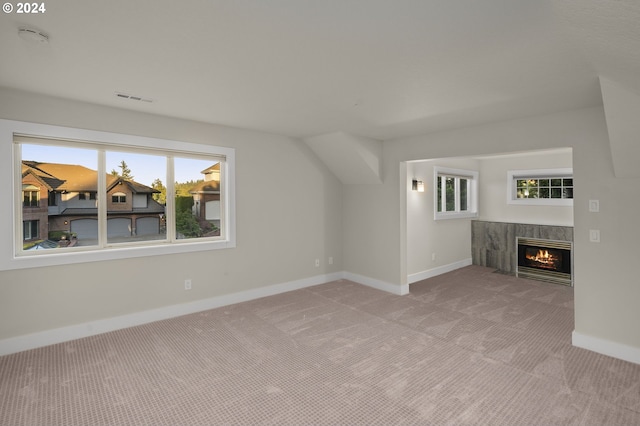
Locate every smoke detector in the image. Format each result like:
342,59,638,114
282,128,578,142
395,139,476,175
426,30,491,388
18,28,49,44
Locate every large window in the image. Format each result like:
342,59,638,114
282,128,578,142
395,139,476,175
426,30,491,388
0,119,235,271
507,168,573,206
434,166,478,220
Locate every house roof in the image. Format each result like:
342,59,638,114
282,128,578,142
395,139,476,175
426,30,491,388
199,163,220,175
22,161,158,194
188,181,220,194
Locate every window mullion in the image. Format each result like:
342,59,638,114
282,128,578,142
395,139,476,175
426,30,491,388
454,177,460,212
97,149,107,248
165,156,176,242
440,175,446,212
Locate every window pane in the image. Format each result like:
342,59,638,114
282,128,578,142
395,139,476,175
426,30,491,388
174,157,223,240
550,178,562,186
445,177,455,211
516,179,527,188
106,151,167,245
21,143,98,250
460,178,468,211
563,178,573,186
539,187,550,198
538,179,550,187
563,188,573,199
551,188,562,198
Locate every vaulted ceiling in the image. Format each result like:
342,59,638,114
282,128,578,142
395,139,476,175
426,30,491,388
1,0,639,141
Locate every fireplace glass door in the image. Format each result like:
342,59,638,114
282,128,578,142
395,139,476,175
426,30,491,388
516,237,572,286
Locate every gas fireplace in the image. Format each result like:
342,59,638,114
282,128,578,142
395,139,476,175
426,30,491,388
516,237,572,286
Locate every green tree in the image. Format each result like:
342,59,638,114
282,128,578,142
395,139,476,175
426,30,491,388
176,209,202,238
151,178,166,204
111,160,134,180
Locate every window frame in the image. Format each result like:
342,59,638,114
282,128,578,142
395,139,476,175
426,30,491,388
0,119,236,271
433,166,479,220
507,168,573,206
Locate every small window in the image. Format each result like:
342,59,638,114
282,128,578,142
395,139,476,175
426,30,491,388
23,220,39,240
111,192,126,203
434,166,478,220
508,169,573,206
48,191,57,206
23,187,39,207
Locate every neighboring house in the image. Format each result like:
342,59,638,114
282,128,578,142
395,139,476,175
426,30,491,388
21,161,165,243
189,163,221,229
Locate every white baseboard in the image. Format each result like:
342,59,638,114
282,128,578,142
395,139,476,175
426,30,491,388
343,272,409,296
572,331,640,365
407,258,473,284
0,271,344,357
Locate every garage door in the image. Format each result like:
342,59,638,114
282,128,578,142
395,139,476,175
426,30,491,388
71,218,98,240
107,218,131,238
136,217,160,236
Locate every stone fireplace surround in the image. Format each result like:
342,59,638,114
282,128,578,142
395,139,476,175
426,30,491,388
471,220,573,275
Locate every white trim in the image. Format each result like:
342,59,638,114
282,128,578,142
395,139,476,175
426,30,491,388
343,271,409,295
507,168,573,206
572,331,640,365
407,258,473,284
0,119,237,271
0,272,344,356
0,270,415,356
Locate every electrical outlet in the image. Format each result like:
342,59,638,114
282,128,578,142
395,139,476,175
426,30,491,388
315,258,320,267
184,279,192,290
431,253,437,262
328,256,333,265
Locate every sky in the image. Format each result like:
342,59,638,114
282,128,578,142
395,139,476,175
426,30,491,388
22,144,218,186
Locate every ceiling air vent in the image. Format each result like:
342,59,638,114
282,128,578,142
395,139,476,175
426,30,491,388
115,92,154,103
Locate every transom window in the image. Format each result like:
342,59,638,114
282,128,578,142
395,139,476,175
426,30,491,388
516,177,573,199
434,166,478,220
507,168,573,206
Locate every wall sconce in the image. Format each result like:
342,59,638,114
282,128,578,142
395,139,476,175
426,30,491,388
64,220,68,225
412,179,425,192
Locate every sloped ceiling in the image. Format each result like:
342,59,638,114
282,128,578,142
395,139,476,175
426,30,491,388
600,78,640,178
304,132,382,185
0,1,638,141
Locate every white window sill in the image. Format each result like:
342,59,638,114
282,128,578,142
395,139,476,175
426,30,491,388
435,212,479,221
5,239,235,271
507,198,573,206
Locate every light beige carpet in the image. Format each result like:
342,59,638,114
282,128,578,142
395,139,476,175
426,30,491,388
1,265,639,425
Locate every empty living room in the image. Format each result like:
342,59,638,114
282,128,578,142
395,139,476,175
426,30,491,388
1,1,640,424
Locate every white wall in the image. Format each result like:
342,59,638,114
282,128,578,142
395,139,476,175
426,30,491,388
477,149,573,226
0,87,343,343
406,158,479,280
344,106,640,360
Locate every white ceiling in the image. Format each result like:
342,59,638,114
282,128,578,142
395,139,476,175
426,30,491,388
1,0,639,140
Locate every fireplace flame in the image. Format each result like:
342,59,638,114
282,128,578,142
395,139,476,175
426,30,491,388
527,249,555,264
